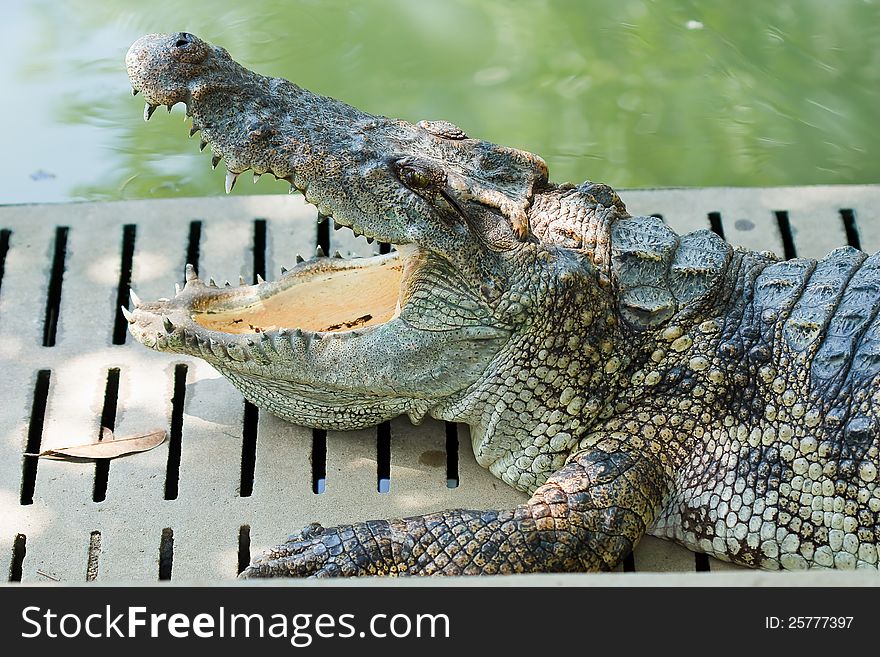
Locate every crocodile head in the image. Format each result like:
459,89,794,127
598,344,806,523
124,33,620,486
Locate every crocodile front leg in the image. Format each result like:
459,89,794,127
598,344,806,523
241,443,668,577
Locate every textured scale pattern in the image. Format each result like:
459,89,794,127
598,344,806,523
652,247,880,569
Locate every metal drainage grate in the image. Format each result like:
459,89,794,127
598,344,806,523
1,185,879,582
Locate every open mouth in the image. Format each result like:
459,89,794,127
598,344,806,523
189,248,409,337
126,83,424,346
126,222,422,353
124,104,423,346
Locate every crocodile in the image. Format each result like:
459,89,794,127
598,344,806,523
124,32,880,577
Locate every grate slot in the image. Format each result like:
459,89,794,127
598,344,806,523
158,528,174,580
235,220,267,497
317,214,330,255
42,226,69,347
707,211,725,239
649,213,664,221
840,209,861,250
237,525,251,575
86,531,102,582
185,220,202,278
379,242,392,255
112,224,137,345
93,368,121,502
9,534,26,582
164,364,187,501
20,369,51,505
445,422,459,488
774,211,797,259
377,421,391,493
311,428,327,494
694,552,710,571
252,218,267,282
0,228,10,302
622,552,636,572
239,401,258,497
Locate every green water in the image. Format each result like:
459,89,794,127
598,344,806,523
2,0,878,205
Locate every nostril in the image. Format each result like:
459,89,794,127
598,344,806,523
174,32,192,48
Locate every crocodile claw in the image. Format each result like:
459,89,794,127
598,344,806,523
239,523,362,579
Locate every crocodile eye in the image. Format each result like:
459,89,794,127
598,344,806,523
396,162,443,191
402,168,432,189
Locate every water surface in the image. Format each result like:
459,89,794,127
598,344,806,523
1,0,877,204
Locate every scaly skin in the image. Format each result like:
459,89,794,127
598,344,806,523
124,33,880,576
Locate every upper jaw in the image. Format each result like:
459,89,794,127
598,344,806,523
126,31,549,271
128,33,414,245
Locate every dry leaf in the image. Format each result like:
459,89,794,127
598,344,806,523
29,428,166,460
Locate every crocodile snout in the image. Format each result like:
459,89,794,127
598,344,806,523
126,32,211,109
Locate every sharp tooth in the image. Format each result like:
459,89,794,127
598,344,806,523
225,170,238,194
132,88,140,96
211,154,222,169
315,246,326,258
209,277,217,287
120,306,134,323
239,275,246,286
224,280,232,287
174,283,182,296
256,274,265,284
129,289,142,307
199,139,208,151
333,251,343,259
189,125,199,137
209,338,224,358
280,266,288,274
144,104,157,121
296,254,304,263
366,237,374,244
163,316,175,333
185,263,198,282
333,223,341,231
254,172,262,184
